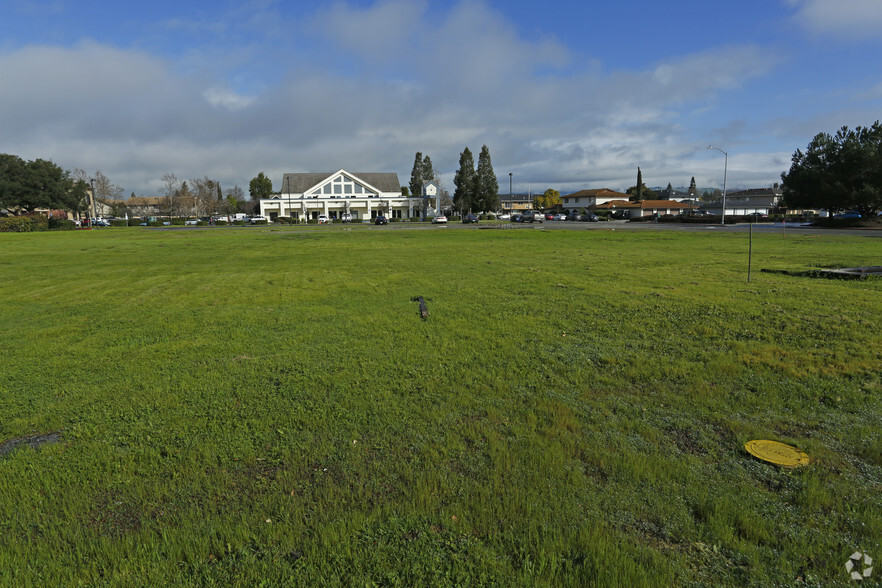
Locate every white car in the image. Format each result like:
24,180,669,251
317,214,330,224
250,215,268,224
431,215,447,224
498,213,511,220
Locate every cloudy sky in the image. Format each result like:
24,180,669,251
2,0,881,197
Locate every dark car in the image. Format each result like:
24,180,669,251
580,213,599,222
566,212,581,221
545,213,555,221
510,214,523,222
462,213,479,224
375,215,388,225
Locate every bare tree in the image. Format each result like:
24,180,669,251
191,176,218,217
91,170,124,202
161,172,180,220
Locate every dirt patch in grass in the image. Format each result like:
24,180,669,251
0,431,62,458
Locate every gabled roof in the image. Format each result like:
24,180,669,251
633,200,696,209
567,188,630,199
281,170,400,194
591,199,696,210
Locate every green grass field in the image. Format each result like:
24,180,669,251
1,225,880,586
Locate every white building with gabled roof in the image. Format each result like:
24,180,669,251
259,169,425,222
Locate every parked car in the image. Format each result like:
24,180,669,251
544,213,555,221
340,212,352,223
431,215,447,224
185,219,199,225
744,212,768,220
498,213,511,220
834,211,862,219
510,214,523,222
566,212,581,221
375,215,388,225
553,213,567,221
462,213,479,224
580,213,599,222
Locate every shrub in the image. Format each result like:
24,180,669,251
196,221,208,226
48,217,77,231
0,214,48,232
215,220,228,226
149,221,164,227
233,220,247,226
171,218,186,226
252,219,268,225
110,220,129,227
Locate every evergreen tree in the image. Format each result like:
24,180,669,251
626,167,656,201
249,172,273,201
409,152,424,197
636,167,644,201
665,183,673,198
688,177,697,197
420,155,435,187
453,147,476,214
474,145,499,212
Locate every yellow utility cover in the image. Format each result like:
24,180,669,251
745,440,809,468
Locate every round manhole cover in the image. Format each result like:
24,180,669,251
745,439,809,467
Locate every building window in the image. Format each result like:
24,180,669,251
323,184,331,195
334,184,342,195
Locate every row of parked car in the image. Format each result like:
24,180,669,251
511,211,599,223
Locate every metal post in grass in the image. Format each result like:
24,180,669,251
707,145,728,225
748,221,753,283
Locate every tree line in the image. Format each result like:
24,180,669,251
782,121,882,216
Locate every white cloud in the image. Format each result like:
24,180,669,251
0,2,798,197
202,87,255,111
786,0,882,38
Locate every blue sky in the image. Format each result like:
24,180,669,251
1,0,881,197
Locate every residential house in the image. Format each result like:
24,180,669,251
592,199,697,218
701,185,783,216
562,188,630,213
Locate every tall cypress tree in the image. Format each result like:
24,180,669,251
453,147,475,214
474,145,499,212
420,155,435,186
636,167,644,201
409,152,424,197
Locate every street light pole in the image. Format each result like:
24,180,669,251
89,178,97,229
286,176,291,223
707,145,728,225
509,172,512,213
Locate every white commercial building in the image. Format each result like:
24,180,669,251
259,170,431,222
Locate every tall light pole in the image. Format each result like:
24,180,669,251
509,172,512,213
285,176,291,223
707,145,728,225
89,178,97,228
